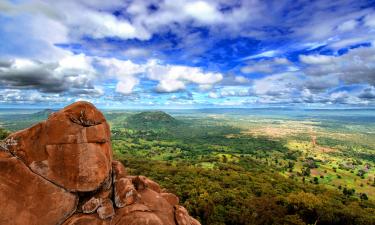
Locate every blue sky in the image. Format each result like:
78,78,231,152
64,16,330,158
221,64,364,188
0,0,375,108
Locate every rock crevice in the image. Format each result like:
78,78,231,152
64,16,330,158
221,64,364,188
0,101,200,225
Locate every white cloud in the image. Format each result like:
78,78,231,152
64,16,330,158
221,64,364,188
358,86,375,99
0,54,99,94
0,1,70,61
156,79,186,93
208,92,219,98
184,1,222,24
98,57,145,94
301,46,375,85
364,13,375,28
116,77,139,95
329,37,370,49
146,60,223,92
99,58,145,77
97,58,223,94
337,19,357,32
242,50,280,60
252,72,303,97
58,54,94,71
241,57,291,74
299,54,335,64
63,5,150,40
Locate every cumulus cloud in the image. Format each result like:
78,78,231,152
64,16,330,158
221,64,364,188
304,75,340,93
146,60,223,93
242,58,292,74
299,55,335,65
156,79,186,93
208,87,251,99
116,77,140,95
301,46,375,85
364,13,375,28
251,72,303,97
97,57,223,94
0,89,72,103
98,57,145,95
0,54,101,95
358,86,375,99
337,19,358,32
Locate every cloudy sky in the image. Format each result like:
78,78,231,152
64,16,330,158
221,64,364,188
1,0,375,108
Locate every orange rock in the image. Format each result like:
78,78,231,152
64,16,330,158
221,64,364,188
161,192,180,206
7,101,112,192
1,101,201,225
113,211,164,225
114,177,138,208
175,206,201,225
131,175,161,193
81,197,101,214
97,198,115,220
137,188,176,225
62,213,110,225
112,160,127,180
113,204,160,225
0,151,77,225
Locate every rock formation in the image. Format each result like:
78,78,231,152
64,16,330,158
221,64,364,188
0,101,200,225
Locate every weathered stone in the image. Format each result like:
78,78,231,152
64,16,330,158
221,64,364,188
0,151,77,225
1,101,201,225
114,177,138,208
113,204,162,225
62,214,110,225
82,197,101,214
131,175,161,193
7,101,112,192
161,192,180,206
137,188,176,225
175,205,201,225
113,211,164,225
112,160,127,181
97,199,115,220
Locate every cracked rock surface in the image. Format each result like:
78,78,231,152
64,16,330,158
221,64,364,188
0,101,200,225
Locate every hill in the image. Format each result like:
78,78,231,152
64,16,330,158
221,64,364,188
0,109,56,131
31,109,55,118
125,111,179,130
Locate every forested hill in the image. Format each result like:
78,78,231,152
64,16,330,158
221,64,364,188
124,111,179,130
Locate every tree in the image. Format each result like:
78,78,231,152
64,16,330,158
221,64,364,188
360,193,368,200
343,188,355,196
302,167,311,176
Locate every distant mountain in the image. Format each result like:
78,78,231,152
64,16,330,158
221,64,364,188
32,109,56,118
0,109,57,131
125,111,178,130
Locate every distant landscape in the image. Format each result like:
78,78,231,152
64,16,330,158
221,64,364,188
1,108,374,225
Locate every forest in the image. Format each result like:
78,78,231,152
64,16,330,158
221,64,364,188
109,110,375,225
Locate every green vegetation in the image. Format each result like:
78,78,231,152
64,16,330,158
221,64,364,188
110,111,375,225
124,111,179,130
0,128,10,140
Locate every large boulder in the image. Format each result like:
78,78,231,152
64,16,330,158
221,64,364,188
0,151,77,225
62,214,110,225
0,101,201,225
6,101,112,192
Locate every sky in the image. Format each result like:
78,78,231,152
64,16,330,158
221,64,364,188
0,0,375,108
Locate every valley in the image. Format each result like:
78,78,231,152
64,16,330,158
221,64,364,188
1,108,374,224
